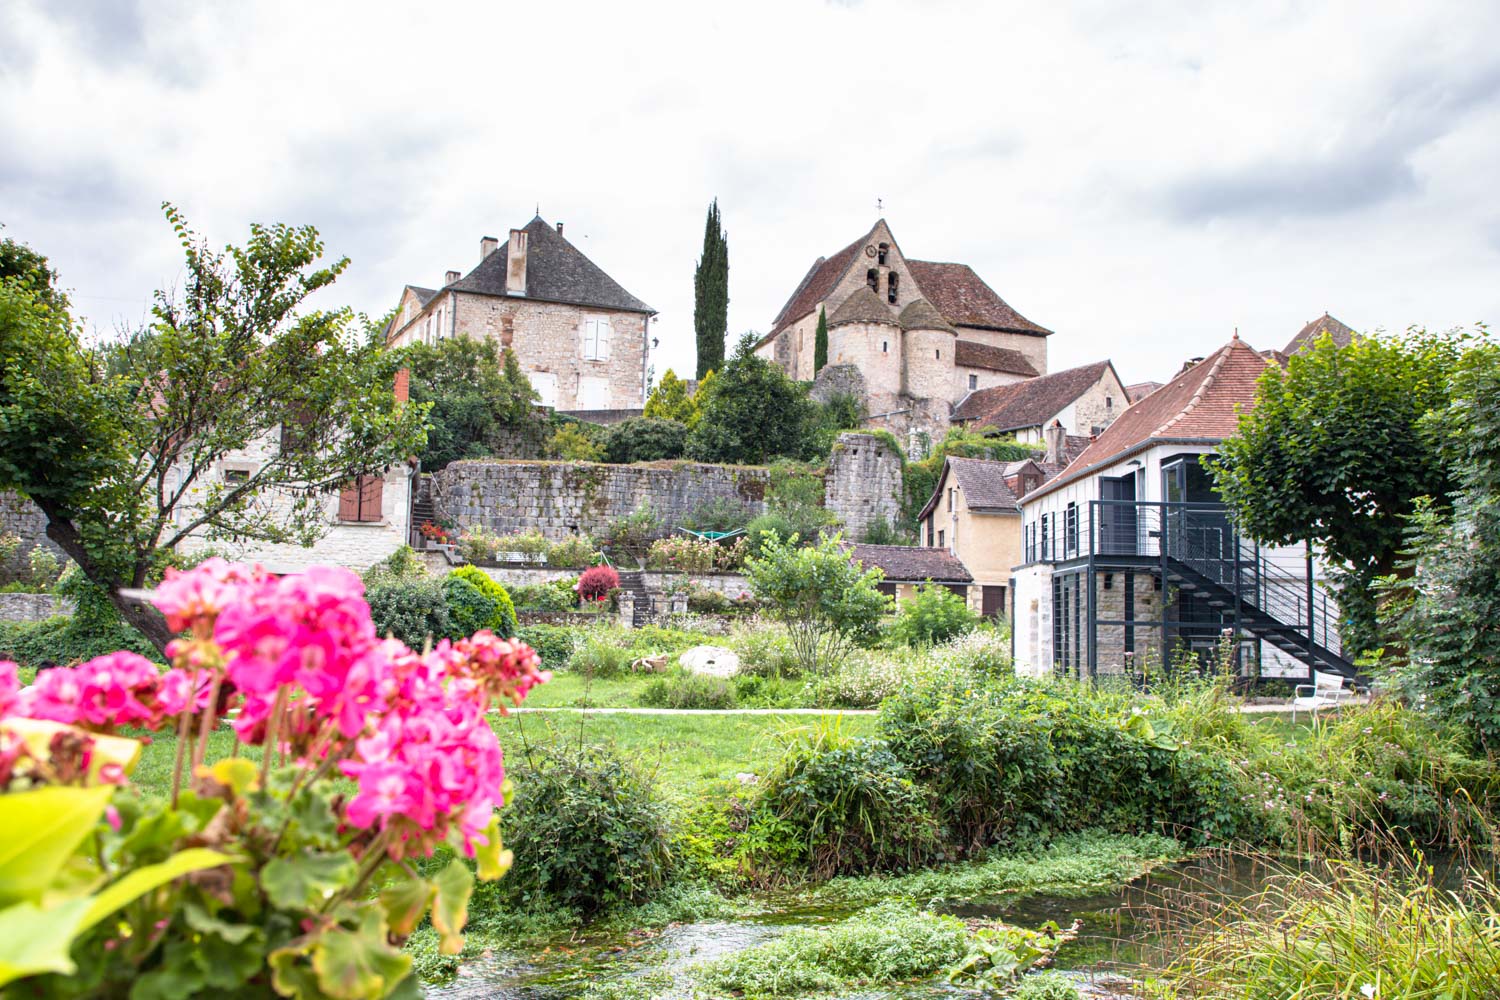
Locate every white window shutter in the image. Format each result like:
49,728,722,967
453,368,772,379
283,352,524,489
597,318,611,360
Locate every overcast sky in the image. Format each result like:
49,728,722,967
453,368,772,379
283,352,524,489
3,0,1497,386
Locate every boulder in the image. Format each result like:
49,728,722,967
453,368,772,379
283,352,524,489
678,644,740,678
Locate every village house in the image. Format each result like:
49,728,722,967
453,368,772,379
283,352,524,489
847,543,976,608
385,216,656,413
756,219,1052,442
951,360,1129,443
1009,334,1349,684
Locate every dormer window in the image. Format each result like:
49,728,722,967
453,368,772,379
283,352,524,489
867,268,878,291
877,243,889,265
887,272,899,304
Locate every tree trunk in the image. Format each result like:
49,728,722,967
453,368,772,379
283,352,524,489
40,505,175,656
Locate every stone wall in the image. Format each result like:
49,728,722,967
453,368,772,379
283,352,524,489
0,491,63,579
808,364,866,406
0,593,73,623
432,461,771,541
824,433,904,538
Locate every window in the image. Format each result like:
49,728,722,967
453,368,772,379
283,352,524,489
223,468,250,486
279,407,315,454
1105,395,1113,410
881,341,888,353
937,529,945,548
1040,513,1050,559
947,487,955,512
578,376,609,410
582,317,612,361
968,374,978,390
877,243,888,265
866,268,878,291
887,271,899,304
935,348,941,360
338,474,383,523
1066,502,1078,554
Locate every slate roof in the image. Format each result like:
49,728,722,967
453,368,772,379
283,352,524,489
1028,335,1271,502
953,341,1038,376
905,260,1051,335
848,543,973,584
897,298,956,333
916,457,1021,520
1285,313,1357,356
446,216,653,314
1126,381,1163,402
409,285,438,306
767,221,1051,338
828,286,898,328
952,361,1117,429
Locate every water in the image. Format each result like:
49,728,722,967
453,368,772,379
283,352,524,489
426,855,1295,999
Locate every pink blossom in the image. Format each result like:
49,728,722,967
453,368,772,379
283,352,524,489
154,558,271,632
0,660,18,718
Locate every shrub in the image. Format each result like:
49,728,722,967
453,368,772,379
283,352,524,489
931,626,1013,676
457,525,503,564
683,496,754,534
891,582,980,648
442,575,494,638
1012,972,1083,1000
604,507,660,566
510,579,578,612
748,721,940,876
860,515,913,546
802,649,944,709
731,625,800,679
577,564,620,603
361,544,428,583
604,417,688,463
495,743,675,915
745,532,890,675
567,635,634,678
366,577,451,648
640,671,738,709
546,534,599,568
447,565,518,637
646,535,719,573
549,421,606,461
517,624,580,668
0,569,158,669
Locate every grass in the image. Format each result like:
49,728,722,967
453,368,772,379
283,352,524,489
519,669,660,707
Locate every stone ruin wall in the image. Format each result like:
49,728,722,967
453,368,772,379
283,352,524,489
0,491,64,579
431,433,904,543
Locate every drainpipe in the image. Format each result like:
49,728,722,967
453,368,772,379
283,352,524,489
641,314,653,407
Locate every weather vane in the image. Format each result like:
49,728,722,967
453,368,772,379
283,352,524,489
876,197,883,213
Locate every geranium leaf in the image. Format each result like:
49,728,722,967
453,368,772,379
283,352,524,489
430,859,474,956
0,785,113,907
310,908,413,999
79,848,235,934
0,898,90,987
378,878,432,938
472,815,513,882
262,848,358,911
268,940,320,1000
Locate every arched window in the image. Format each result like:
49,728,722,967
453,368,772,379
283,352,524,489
866,268,878,291
887,271,899,304
877,243,889,265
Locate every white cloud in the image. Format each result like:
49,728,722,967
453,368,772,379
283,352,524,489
1,0,1497,384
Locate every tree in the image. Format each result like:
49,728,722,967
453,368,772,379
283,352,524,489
1211,329,1465,654
687,333,814,465
604,417,688,463
0,207,428,651
693,199,728,379
643,368,700,426
745,531,889,674
813,307,828,375
401,335,544,468
1383,342,1500,752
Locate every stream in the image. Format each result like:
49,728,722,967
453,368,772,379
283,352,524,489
427,854,1280,999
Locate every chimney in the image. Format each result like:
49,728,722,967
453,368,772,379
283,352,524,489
444,269,460,286
1043,420,1067,465
479,235,499,261
505,229,528,296
556,221,564,236
393,368,410,404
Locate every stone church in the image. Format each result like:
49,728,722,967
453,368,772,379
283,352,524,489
755,219,1052,442
385,216,656,414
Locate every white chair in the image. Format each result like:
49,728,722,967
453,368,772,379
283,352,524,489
1291,670,1355,722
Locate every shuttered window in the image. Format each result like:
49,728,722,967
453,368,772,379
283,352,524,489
338,474,384,523
582,317,612,361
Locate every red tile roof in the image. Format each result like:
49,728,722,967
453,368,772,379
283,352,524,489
916,456,1022,520
953,361,1116,429
768,229,872,336
953,340,1038,376
1125,381,1163,402
1285,313,1357,356
906,260,1051,335
1028,335,1271,501
848,543,973,583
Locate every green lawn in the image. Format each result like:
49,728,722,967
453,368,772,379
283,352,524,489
519,669,658,707
128,709,878,803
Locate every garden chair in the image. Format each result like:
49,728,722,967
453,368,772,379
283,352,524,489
1290,670,1355,722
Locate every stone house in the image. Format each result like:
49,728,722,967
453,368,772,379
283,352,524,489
386,216,656,412
847,543,977,609
1009,334,1348,684
951,360,1128,444
915,457,1023,618
755,219,1051,440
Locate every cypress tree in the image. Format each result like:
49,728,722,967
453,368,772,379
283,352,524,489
813,307,829,374
694,199,729,379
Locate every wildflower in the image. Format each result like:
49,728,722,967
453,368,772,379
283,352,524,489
1361,986,1376,999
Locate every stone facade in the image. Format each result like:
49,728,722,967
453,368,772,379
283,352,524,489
824,433,905,539
808,364,867,406
0,593,73,623
0,491,63,579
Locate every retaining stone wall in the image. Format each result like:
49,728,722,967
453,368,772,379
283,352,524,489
0,492,63,579
0,593,73,623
